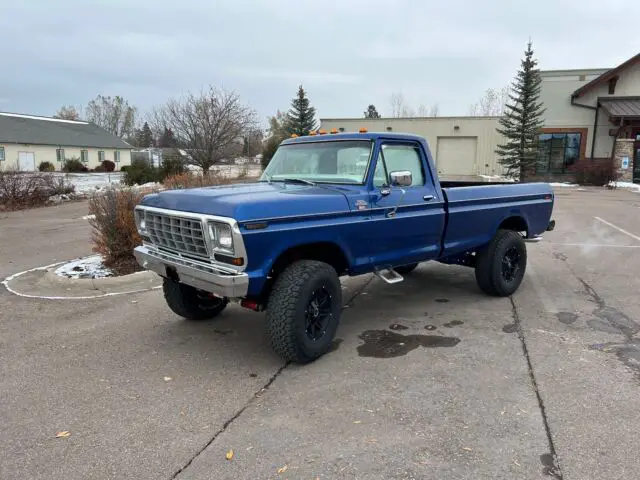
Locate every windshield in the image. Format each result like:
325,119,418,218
261,140,373,185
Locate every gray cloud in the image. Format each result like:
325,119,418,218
2,0,639,126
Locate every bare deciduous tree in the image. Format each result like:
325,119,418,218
85,95,136,138
429,104,440,117
150,87,258,172
416,104,429,117
468,87,510,116
54,105,81,121
390,92,415,118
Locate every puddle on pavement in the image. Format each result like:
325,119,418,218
389,323,409,331
540,453,561,478
502,324,517,333
443,320,463,328
357,330,460,358
557,312,578,325
435,298,450,303
424,324,437,331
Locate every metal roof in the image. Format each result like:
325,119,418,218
600,98,640,117
572,52,640,98
0,112,132,148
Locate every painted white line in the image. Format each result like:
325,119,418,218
544,242,640,248
594,217,640,243
525,263,559,314
2,260,160,300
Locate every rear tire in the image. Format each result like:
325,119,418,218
266,260,342,364
475,229,527,297
163,278,228,320
394,263,418,274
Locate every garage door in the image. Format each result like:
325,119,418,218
18,152,36,171
435,137,477,176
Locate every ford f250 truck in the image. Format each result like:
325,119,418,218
134,131,555,363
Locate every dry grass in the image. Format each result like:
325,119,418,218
163,172,231,190
88,188,144,275
0,171,75,211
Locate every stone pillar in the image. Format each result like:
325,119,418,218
614,139,634,182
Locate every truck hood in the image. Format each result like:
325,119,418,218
139,182,351,221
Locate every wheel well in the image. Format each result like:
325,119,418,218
270,242,349,278
499,216,528,235
256,242,349,304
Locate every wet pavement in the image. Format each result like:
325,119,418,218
2,187,640,479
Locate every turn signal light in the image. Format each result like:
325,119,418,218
359,127,368,133
291,133,298,138
318,129,327,135
309,130,317,136
330,128,338,134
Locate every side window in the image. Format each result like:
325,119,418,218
375,143,425,187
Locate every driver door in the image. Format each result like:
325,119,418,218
368,140,445,267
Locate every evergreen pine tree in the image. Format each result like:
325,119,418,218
364,104,381,119
284,85,318,136
140,122,154,147
495,41,546,181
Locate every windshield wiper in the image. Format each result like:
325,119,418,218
279,178,316,186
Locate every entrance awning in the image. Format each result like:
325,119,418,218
600,98,640,118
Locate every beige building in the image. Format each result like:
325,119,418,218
321,52,640,182
320,116,504,180
0,112,132,172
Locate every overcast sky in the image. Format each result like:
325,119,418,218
2,0,639,126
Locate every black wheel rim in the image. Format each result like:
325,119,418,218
501,246,521,283
196,291,225,311
305,287,333,342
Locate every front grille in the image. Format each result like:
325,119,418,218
144,211,209,259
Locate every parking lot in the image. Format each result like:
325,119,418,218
2,187,640,479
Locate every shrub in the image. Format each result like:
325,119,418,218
94,164,107,172
38,161,55,172
123,159,159,186
0,172,74,210
120,165,129,173
102,160,116,172
571,159,619,186
163,172,228,190
159,156,186,180
63,157,88,173
88,188,143,275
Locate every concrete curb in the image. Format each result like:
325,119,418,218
2,258,162,300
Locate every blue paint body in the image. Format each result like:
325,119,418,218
140,132,554,298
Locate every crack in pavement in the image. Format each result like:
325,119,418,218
510,297,564,480
171,276,374,478
170,362,289,479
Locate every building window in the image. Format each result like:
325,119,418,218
98,151,105,162
536,132,582,173
0,146,5,162
81,150,89,163
114,150,121,163
56,148,65,162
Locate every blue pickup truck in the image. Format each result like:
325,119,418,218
134,131,555,363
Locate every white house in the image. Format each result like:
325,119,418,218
0,112,132,172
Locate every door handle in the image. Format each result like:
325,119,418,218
423,195,434,201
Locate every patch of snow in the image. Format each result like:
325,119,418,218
54,255,112,279
55,172,125,193
82,214,95,220
550,182,578,187
479,175,515,182
609,181,640,193
0,112,88,124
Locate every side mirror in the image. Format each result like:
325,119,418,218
389,170,412,187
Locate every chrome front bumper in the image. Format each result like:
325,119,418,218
134,245,249,298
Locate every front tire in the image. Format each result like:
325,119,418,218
266,260,342,364
163,278,228,320
475,229,527,297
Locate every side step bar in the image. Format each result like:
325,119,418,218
375,268,404,284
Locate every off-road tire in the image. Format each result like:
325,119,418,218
266,260,342,364
394,263,419,274
163,278,228,320
475,229,527,297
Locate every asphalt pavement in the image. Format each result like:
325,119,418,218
2,188,640,479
